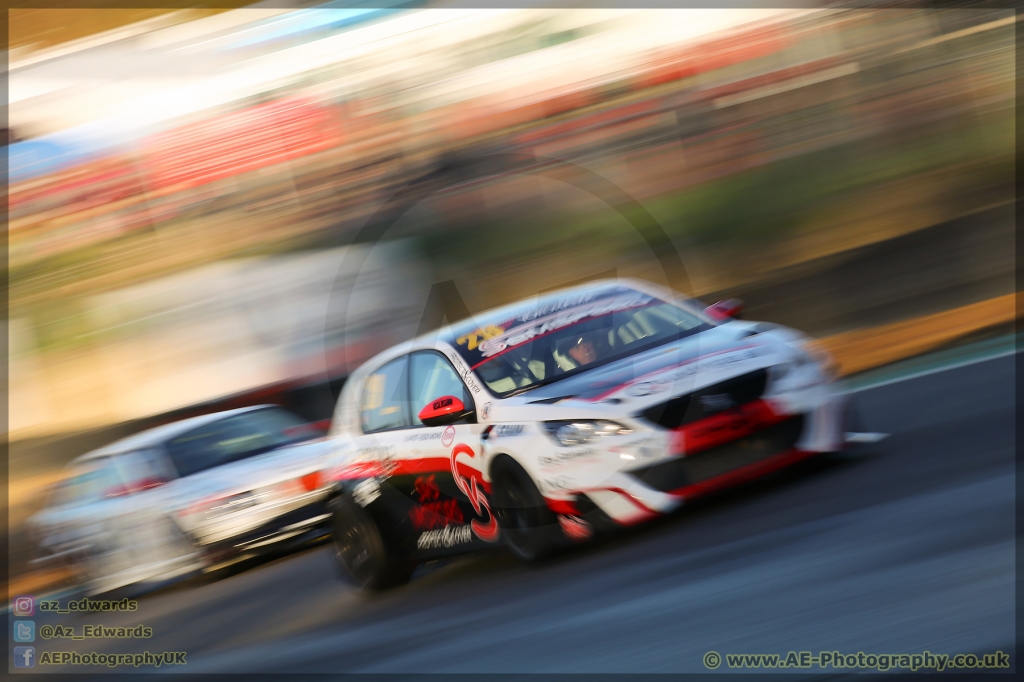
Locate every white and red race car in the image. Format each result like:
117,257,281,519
324,279,850,589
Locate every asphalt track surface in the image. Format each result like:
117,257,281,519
26,353,1015,674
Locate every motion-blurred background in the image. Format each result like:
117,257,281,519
7,4,1015,590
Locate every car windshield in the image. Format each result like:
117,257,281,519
467,294,708,397
165,408,312,478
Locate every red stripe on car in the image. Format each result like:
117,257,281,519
544,498,581,515
671,399,787,455
329,456,453,481
668,448,817,500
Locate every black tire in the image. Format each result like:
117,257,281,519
490,456,562,563
328,492,414,590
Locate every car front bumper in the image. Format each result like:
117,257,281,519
541,386,849,527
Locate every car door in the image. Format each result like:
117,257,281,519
404,350,497,549
107,449,199,579
53,457,133,590
354,354,414,477
31,459,120,572
348,354,420,535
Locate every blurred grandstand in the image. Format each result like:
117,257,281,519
8,6,1014,442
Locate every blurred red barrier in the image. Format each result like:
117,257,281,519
694,55,849,103
141,96,344,192
512,99,660,147
9,156,146,224
438,23,791,146
633,25,791,92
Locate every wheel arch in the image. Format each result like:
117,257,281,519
487,451,521,482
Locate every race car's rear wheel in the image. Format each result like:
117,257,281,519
328,492,414,590
491,456,561,563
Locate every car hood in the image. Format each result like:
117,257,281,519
486,323,793,421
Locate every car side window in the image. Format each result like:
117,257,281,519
165,408,309,478
409,351,473,426
360,356,411,433
110,449,176,496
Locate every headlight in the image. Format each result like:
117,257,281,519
542,420,633,447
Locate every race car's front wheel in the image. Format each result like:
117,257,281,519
491,456,562,563
328,492,414,590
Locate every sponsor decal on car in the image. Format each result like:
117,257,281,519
539,448,596,467
409,474,465,530
450,443,500,542
477,293,654,359
403,431,443,442
413,474,441,501
357,444,397,460
410,501,465,530
417,524,474,550
447,353,484,394
516,291,601,322
491,424,524,438
456,325,506,352
441,426,456,447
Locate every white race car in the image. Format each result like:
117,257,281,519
324,279,849,589
27,406,334,595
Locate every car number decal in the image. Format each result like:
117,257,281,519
450,443,499,542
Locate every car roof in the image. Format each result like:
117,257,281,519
74,405,276,463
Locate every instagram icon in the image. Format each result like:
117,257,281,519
13,596,34,617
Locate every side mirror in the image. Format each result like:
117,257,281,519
418,395,474,427
705,298,744,321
